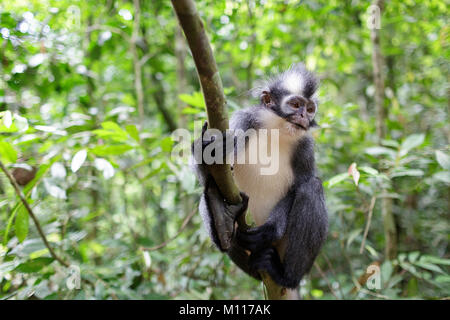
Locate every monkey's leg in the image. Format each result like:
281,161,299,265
236,188,295,253
249,178,328,289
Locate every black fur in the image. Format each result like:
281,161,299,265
192,64,328,289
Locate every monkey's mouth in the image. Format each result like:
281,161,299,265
289,120,308,131
287,114,309,130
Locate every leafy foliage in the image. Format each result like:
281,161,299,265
0,0,448,300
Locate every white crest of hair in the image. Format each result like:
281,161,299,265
281,69,305,95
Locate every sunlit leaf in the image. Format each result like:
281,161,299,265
399,133,425,157
433,171,450,184
125,124,139,142
359,166,379,176
71,149,87,173
178,92,205,108
365,146,396,159
3,110,12,128
94,158,115,179
90,145,133,156
15,257,54,273
325,172,348,188
390,169,424,178
0,139,17,164
435,150,450,170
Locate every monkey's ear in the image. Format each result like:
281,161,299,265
261,91,273,107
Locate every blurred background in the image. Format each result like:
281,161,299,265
0,0,448,299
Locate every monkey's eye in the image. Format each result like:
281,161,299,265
307,102,316,113
289,102,299,109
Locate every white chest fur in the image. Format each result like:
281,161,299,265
232,109,304,226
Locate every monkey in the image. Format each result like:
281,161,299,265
192,63,328,289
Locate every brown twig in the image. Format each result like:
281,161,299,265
314,262,340,299
360,196,376,254
170,0,242,206
0,160,69,267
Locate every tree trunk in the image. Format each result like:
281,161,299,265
371,0,397,260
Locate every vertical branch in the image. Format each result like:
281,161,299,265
371,0,386,142
246,0,257,91
175,25,188,128
170,0,241,205
370,0,397,260
132,0,145,126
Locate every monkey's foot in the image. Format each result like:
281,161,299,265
249,247,284,278
236,224,276,253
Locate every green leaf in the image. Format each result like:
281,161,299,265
15,257,54,273
346,228,362,248
414,262,444,274
433,171,450,184
325,172,349,188
0,139,18,164
359,166,379,175
125,124,139,142
15,205,29,243
399,133,425,157
420,255,450,266
2,110,12,128
390,169,424,178
381,139,399,148
365,146,397,159
160,137,174,152
178,92,205,108
90,145,133,156
182,107,204,115
435,150,450,170
408,251,420,263
92,121,129,142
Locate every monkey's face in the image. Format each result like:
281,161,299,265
261,90,317,131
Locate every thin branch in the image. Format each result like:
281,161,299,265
138,52,157,67
140,207,197,252
360,196,376,254
314,262,340,299
170,0,242,206
85,24,130,41
131,0,145,125
0,160,69,267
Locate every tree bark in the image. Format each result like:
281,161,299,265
131,0,145,126
371,0,397,260
170,0,241,206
